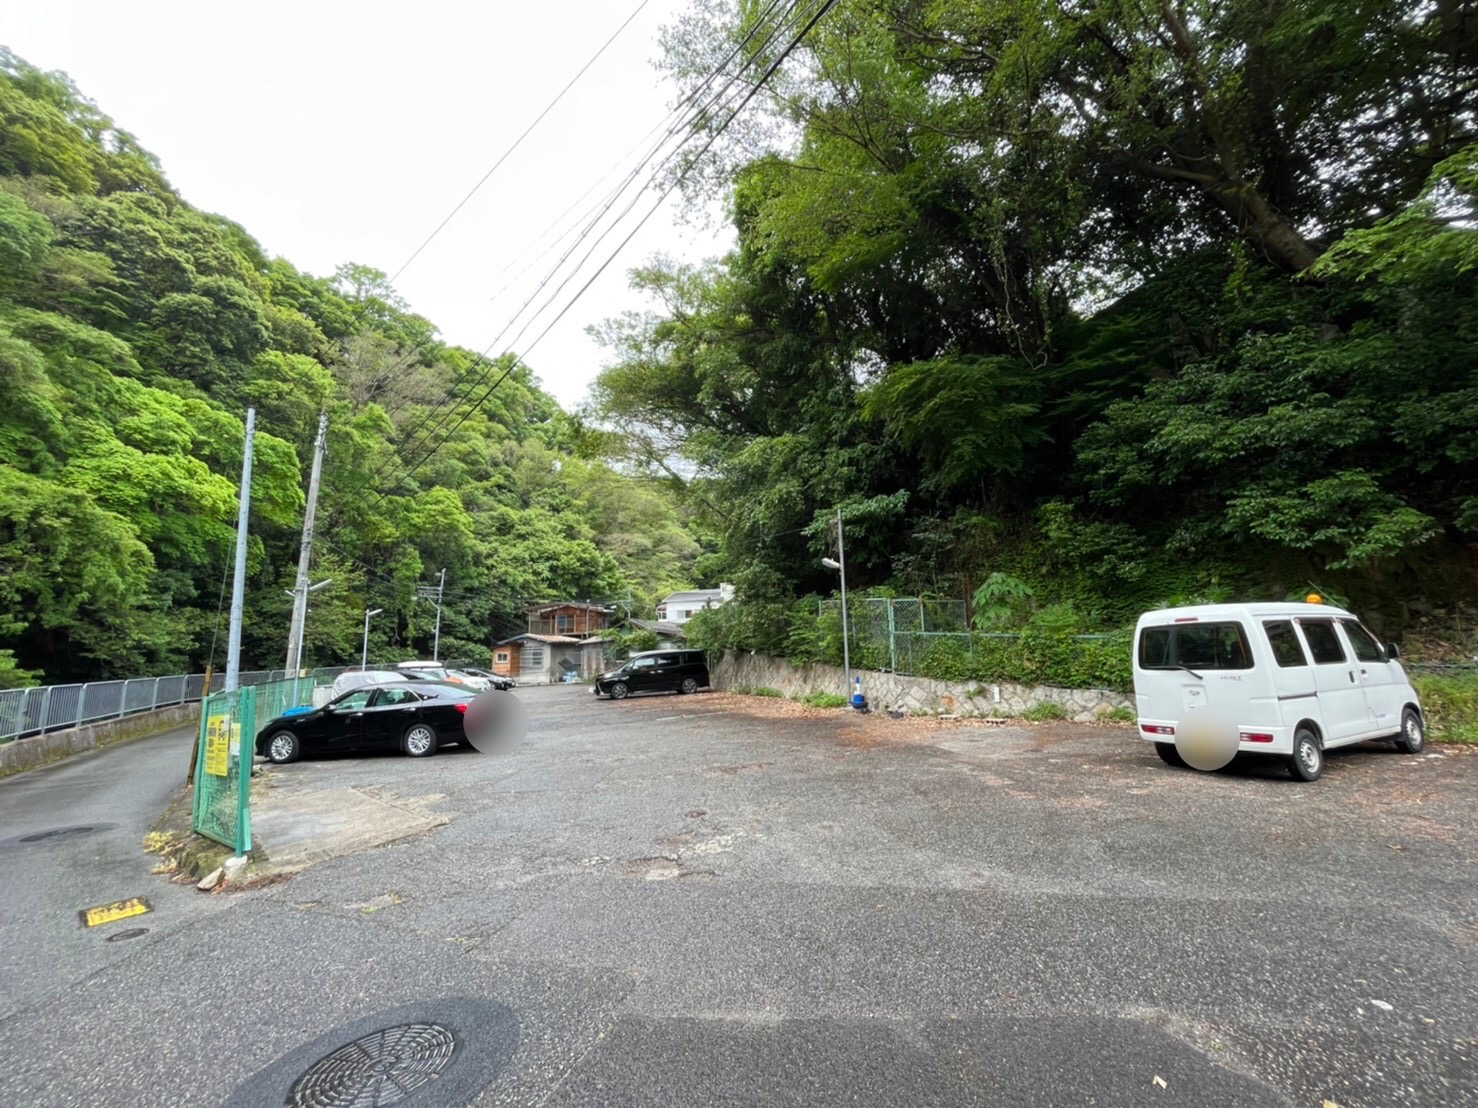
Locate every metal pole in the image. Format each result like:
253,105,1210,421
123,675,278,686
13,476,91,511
887,598,897,673
362,608,382,670
837,509,852,699
225,408,255,693
286,410,329,674
433,568,446,662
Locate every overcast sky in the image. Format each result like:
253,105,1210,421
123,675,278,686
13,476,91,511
3,0,735,409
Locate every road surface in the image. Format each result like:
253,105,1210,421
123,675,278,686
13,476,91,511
1,685,1474,1106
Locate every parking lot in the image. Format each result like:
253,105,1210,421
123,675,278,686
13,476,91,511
3,683,1475,1106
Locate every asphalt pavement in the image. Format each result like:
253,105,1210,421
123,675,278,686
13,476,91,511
0,685,1473,1107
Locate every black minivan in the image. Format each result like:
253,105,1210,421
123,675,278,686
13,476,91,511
592,650,710,699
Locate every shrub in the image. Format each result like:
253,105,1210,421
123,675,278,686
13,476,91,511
752,686,784,698
1021,701,1068,721
1413,673,1478,743
799,691,849,708
1103,705,1137,723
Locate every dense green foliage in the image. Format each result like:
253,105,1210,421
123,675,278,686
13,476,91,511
594,0,1478,651
0,50,699,685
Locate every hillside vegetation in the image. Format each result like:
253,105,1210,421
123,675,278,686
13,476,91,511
591,0,1477,658
0,49,700,686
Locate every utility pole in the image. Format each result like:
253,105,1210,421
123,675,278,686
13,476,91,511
285,411,329,674
417,569,447,661
225,409,256,692
283,578,332,674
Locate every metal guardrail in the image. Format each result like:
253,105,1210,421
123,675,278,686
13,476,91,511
0,669,318,744
0,660,491,744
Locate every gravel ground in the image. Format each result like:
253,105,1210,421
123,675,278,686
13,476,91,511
1,683,1473,1107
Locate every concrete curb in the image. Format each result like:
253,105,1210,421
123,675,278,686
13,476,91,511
0,704,203,780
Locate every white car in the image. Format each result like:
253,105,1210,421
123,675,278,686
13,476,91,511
329,669,415,699
1133,601,1424,781
395,661,491,691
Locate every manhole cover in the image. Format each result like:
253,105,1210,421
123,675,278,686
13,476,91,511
222,998,516,1108
105,927,150,943
0,824,117,849
287,1023,457,1107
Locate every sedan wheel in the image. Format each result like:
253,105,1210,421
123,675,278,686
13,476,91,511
610,682,629,700
403,724,437,757
266,730,300,764
1395,707,1425,754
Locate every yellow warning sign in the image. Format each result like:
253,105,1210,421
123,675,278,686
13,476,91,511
204,714,231,777
80,897,151,927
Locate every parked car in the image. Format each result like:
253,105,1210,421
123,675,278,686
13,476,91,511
395,661,491,691
330,669,416,699
458,666,516,691
256,681,472,763
1133,601,1424,782
593,649,710,700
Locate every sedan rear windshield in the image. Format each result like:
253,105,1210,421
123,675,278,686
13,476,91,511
1139,622,1254,670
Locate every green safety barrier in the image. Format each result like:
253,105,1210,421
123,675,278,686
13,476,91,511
191,676,316,852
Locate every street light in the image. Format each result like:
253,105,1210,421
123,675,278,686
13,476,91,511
362,608,384,671
821,508,854,706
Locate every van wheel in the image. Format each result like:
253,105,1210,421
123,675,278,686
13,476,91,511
1154,742,1186,768
609,682,629,700
679,677,699,695
1395,708,1425,754
1287,728,1324,781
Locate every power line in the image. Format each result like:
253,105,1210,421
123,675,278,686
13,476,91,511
359,0,830,503
346,0,805,495
386,0,655,288
337,0,657,415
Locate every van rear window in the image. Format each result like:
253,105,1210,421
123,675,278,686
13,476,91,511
1139,622,1253,670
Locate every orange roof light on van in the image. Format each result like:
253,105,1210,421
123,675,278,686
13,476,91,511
1306,593,1324,604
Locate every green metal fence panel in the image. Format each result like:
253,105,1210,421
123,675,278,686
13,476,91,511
191,677,315,853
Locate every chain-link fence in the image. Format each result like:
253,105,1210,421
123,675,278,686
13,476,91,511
820,597,1119,678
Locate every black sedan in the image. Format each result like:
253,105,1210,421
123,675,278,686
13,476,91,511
255,681,472,763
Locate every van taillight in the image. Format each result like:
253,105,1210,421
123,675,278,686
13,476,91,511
1141,724,1175,736
454,703,468,714
1173,617,1198,623
1239,731,1274,743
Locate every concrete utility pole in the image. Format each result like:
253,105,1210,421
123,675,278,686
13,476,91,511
225,409,256,693
285,411,329,674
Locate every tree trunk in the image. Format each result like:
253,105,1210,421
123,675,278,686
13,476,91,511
1204,178,1322,273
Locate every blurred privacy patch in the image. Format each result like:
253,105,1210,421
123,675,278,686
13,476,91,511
463,689,529,753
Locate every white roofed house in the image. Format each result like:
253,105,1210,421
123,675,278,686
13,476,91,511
655,584,735,625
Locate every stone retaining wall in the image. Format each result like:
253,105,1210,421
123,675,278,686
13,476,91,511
710,651,1135,722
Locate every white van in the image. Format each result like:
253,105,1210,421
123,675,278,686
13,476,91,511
1133,602,1425,781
